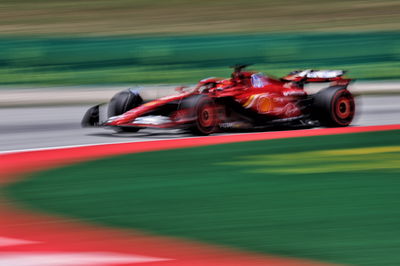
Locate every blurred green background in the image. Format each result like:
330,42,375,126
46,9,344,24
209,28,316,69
0,0,399,85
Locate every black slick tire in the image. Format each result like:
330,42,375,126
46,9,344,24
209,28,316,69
108,89,144,132
312,86,355,127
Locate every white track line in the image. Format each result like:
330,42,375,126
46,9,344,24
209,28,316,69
0,132,237,155
0,139,182,155
0,237,40,247
0,252,171,266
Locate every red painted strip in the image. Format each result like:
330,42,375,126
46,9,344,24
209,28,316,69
1,124,399,184
0,202,331,266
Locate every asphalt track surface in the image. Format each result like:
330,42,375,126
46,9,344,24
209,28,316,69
0,95,399,153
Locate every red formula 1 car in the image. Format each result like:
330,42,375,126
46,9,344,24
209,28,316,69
82,65,355,135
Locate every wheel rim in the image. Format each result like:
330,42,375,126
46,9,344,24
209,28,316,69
333,92,355,125
199,104,215,128
336,97,352,119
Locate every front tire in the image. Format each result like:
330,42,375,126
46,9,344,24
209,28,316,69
108,89,144,132
312,86,355,127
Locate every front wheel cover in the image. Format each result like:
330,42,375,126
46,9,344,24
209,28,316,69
195,98,218,135
181,95,218,135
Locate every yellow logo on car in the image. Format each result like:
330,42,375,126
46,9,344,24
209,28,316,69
243,94,272,113
142,101,160,107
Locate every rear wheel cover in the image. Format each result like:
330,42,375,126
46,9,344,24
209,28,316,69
312,86,356,127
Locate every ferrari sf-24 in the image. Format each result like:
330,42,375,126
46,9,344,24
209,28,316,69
82,65,355,135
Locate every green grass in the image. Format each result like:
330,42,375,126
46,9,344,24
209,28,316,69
0,0,399,35
0,32,399,85
1,61,400,86
5,130,400,265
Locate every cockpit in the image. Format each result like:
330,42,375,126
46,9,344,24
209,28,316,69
250,73,270,88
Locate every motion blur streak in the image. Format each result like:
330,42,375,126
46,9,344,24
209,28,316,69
0,0,399,35
0,33,399,85
0,0,399,85
1,124,399,182
0,0,399,265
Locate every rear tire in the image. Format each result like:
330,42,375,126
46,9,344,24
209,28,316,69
312,86,355,127
108,89,144,132
181,95,218,135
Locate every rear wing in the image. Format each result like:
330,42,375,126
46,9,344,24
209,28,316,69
281,70,352,86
